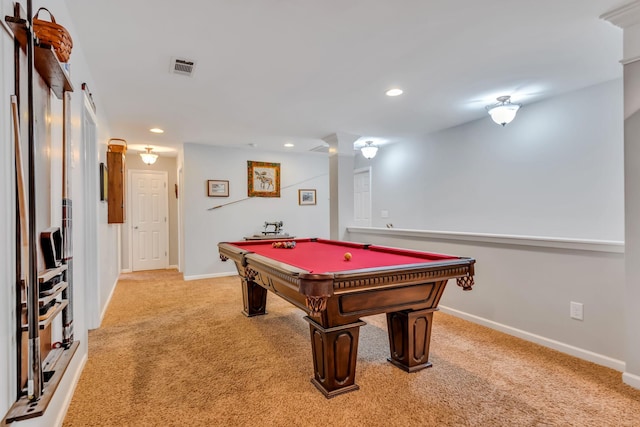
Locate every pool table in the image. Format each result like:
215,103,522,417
218,238,475,398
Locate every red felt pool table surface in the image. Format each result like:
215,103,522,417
227,238,458,274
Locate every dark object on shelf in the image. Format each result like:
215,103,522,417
39,274,61,295
38,300,57,318
33,7,72,63
41,227,62,269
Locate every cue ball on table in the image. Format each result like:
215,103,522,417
344,252,352,261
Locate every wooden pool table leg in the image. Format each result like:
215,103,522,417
386,308,437,372
304,317,366,398
240,278,267,317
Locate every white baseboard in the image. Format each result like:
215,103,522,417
623,371,640,390
120,266,177,274
54,352,88,427
439,306,626,372
183,272,237,281
97,275,119,328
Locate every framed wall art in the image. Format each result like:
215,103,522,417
298,189,316,205
247,161,280,197
207,180,229,197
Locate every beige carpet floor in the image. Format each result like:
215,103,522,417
63,270,640,426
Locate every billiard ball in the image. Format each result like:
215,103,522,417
344,252,352,261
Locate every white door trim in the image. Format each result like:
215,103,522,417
127,169,169,271
177,166,183,273
81,91,100,329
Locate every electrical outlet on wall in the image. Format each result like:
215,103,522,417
570,301,584,320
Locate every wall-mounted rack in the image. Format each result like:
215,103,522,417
4,16,73,99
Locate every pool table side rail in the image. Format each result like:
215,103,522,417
219,242,475,312
219,242,475,286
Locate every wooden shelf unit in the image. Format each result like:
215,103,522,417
4,5,78,423
4,342,79,424
4,16,73,99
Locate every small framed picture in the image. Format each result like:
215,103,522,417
298,189,316,205
207,180,229,197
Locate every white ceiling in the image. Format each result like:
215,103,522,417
63,0,624,156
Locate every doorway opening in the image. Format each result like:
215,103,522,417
128,170,169,271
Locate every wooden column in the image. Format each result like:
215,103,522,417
323,132,359,240
602,0,640,390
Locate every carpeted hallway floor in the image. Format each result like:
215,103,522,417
63,270,640,426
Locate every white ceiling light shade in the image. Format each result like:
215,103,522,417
385,88,403,97
361,141,378,159
486,95,522,126
140,146,159,165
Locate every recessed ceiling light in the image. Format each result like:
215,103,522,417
284,143,294,148
149,128,164,134
385,88,403,97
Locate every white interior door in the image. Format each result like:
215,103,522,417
354,167,371,226
131,170,168,271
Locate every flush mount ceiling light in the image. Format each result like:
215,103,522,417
361,141,378,159
149,128,164,134
486,95,522,126
140,146,158,165
385,88,403,97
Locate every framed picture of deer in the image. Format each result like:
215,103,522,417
207,180,229,197
247,161,280,197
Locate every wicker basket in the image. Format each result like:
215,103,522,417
33,8,73,63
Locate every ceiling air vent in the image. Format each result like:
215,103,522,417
170,57,196,76
310,144,329,153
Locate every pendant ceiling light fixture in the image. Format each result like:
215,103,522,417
361,141,378,159
140,146,158,165
486,95,521,126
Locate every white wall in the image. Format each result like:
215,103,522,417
349,80,626,373
55,3,120,331
348,228,625,368
360,79,624,241
1,1,120,425
182,143,330,279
